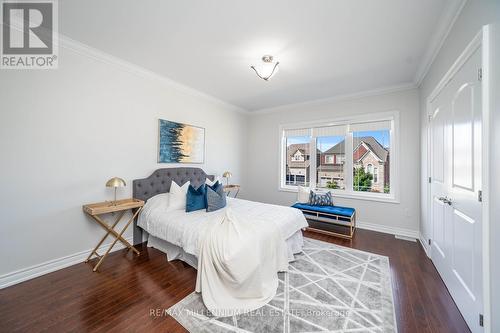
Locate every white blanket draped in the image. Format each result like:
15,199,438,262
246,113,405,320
195,208,289,317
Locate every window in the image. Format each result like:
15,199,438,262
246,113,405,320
352,123,391,193
366,164,373,174
314,126,346,190
280,113,397,201
283,129,311,187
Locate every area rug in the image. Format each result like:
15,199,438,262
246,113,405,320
168,238,397,332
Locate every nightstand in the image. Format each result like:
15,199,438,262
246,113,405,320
83,198,144,272
223,184,240,198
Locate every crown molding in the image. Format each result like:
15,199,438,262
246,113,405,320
56,34,249,114
413,0,468,86
249,82,417,115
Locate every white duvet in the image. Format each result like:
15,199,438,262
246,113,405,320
137,197,308,259
137,196,308,316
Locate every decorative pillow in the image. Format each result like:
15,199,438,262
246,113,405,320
205,177,220,187
167,180,190,211
206,183,227,212
186,184,207,212
297,186,310,203
205,180,221,205
140,193,169,223
309,190,333,206
207,180,221,191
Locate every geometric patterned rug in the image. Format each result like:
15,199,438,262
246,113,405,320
168,238,397,332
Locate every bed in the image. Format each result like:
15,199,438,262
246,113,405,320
133,167,308,315
132,167,307,268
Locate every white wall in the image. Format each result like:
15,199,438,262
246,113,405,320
243,88,420,237
418,1,500,331
0,39,248,282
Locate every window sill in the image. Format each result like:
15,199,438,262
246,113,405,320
279,186,400,204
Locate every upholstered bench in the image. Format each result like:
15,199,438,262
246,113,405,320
292,203,356,239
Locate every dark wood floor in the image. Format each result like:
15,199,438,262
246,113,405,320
0,229,470,333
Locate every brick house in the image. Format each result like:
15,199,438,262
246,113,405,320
319,136,390,192
285,143,314,185
286,136,390,192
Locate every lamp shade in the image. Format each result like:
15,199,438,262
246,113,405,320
106,177,126,188
251,55,279,81
222,171,232,178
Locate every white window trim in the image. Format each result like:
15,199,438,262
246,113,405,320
279,110,400,204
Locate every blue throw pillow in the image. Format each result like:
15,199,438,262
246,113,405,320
206,183,226,212
309,190,333,206
186,184,207,212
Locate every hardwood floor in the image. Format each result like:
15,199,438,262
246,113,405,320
0,229,470,333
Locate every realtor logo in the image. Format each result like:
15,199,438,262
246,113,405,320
1,0,58,69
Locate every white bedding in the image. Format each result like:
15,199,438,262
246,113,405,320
195,208,289,316
137,196,308,259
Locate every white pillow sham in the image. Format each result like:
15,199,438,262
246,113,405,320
297,186,310,203
142,192,169,215
167,180,190,211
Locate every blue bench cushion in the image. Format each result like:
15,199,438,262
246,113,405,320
292,203,355,218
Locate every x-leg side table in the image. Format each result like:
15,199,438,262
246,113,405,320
83,198,144,272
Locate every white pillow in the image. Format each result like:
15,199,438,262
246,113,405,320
137,193,169,229
146,193,170,208
167,180,190,211
141,193,169,217
297,186,310,203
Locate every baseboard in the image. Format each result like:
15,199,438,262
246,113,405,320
394,235,417,242
418,233,431,257
356,221,419,240
0,236,134,289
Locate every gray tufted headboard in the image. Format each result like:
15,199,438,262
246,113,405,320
132,167,214,244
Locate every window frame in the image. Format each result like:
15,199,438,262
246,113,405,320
279,111,399,203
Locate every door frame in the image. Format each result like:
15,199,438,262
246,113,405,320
425,26,492,332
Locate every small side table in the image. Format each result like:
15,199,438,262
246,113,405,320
83,198,144,272
223,184,240,198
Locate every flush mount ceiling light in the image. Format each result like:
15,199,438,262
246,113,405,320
251,55,279,81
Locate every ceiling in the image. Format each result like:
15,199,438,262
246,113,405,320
59,0,461,111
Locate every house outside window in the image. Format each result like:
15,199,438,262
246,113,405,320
280,112,398,202
284,131,311,187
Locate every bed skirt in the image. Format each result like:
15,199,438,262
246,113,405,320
147,230,304,269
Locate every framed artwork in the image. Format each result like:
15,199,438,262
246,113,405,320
158,119,205,163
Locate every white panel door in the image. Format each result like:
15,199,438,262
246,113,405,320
430,48,483,332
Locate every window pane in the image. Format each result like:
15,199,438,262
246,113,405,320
316,136,345,190
353,130,390,193
285,136,310,187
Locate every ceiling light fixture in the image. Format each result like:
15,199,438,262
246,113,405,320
251,55,279,81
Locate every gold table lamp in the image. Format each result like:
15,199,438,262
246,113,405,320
222,171,232,185
106,177,126,206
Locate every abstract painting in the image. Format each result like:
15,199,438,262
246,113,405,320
158,119,205,163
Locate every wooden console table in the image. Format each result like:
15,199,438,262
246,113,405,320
223,184,240,198
83,198,144,272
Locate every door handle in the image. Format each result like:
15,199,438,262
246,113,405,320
438,197,452,205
